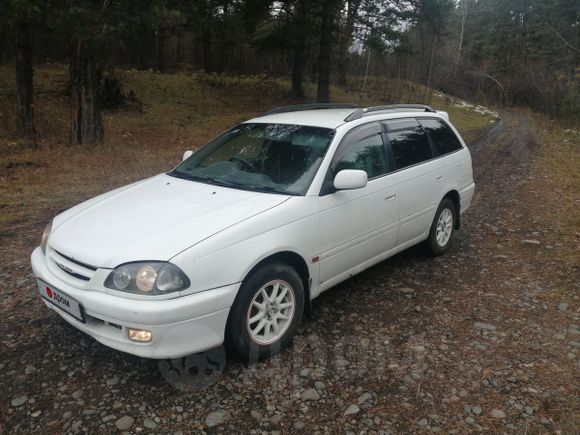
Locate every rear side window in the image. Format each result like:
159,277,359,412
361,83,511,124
384,119,432,170
419,118,463,155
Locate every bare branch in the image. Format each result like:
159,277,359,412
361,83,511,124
546,23,580,54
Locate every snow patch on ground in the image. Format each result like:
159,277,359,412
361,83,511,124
453,100,501,119
434,91,501,119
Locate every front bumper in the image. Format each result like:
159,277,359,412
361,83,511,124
31,247,240,359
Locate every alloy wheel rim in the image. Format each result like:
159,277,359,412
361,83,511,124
436,208,453,247
246,279,296,345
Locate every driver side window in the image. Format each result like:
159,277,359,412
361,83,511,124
334,124,388,180
335,133,388,179
320,122,388,195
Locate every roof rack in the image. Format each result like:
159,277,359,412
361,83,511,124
344,104,436,122
260,103,360,117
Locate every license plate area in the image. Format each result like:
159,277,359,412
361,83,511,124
38,280,85,323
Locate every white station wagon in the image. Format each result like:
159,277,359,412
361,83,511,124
31,104,475,360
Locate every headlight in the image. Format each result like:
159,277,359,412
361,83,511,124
41,222,52,254
104,262,189,295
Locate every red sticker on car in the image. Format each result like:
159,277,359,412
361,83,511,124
46,287,53,298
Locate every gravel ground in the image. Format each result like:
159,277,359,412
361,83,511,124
1,112,578,434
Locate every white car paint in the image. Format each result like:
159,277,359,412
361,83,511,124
49,175,290,269
31,108,475,359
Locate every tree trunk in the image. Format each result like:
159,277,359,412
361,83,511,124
196,0,214,73
291,34,306,98
456,0,467,64
0,27,6,64
426,34,437,89
290,0,308,98
201,29,213,72
176,31,182,64
157,27,165,73
337,39,348,87
14,20,36,140
337,0,361,87
70,35,104,145
317,0,336,103
137,20,152,69
361,49,371,91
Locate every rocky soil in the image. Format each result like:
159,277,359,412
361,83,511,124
0,112,578,434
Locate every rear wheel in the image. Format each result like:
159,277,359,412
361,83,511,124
225,262,304,361
425,198,456,256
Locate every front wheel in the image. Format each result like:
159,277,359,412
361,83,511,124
425,198,456,256
225,262,305,361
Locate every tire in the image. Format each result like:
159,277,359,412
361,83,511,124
425,198,456,256
225,262,305,361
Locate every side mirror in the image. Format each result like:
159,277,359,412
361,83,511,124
333,169,368,190
182,150,193,161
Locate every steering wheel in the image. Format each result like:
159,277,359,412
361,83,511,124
229,156,257,173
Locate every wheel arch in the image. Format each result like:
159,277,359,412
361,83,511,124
243,251,312,312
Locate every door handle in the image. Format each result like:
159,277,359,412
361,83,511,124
384,194,397,202
436,175,444,181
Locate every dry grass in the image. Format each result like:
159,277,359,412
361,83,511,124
0,64,497,244
529,113,580,266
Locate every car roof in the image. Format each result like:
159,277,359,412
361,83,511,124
245,107,447,130
245,109,358,129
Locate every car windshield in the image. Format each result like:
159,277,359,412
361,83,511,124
169,123,335,195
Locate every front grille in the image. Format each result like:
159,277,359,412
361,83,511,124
55,250,97,271
56,267,90,281
48,249,98,283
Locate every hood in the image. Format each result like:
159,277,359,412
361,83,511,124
49,174,290,268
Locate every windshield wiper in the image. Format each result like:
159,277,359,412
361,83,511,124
243,185,297,195
169,171,295,195
168,172,236,188
167,171,202,181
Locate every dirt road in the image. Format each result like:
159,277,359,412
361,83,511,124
1,112,578,433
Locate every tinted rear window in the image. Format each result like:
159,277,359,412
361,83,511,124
419,118,463,155
384,119,432,170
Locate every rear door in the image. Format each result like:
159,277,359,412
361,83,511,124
417,116,467,186
382,118,441,246
317,122,399,288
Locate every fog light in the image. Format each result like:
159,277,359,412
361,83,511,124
128,328,152,343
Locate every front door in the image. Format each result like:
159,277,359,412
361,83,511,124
317,122,399,289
